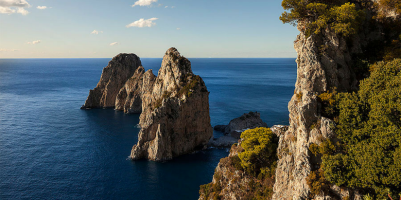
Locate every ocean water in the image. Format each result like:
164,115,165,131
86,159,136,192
0,58,296,200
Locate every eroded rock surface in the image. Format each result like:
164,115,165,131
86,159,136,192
129,48,213,161
81,53,142,109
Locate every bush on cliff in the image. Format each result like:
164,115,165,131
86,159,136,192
239,127,279,177
322,59,401,199
280,0,365,37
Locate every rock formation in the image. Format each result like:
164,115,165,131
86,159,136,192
272,4,394,200
200,1,399,199
82,48,213,161
129,48,213,161
214,112,268,139
81,53,142,109
115,66,146,113
199,125,288,200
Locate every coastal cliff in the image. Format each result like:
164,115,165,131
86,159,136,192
81,53,142,109
130,48,213,161
200,1,401,199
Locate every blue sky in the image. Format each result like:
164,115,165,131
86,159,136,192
0,0,299,58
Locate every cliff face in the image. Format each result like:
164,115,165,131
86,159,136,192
272,6,390,200
115,66,146,113
130,48,213,161
81,54,142,109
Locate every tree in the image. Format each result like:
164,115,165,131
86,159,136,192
280,0,365,37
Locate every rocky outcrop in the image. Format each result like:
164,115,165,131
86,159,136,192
272,3,391,200
199,126,288,200
214,112,268,139
81,53,142,109
129,48,213,161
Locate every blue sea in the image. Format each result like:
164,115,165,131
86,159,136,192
0,58,296,200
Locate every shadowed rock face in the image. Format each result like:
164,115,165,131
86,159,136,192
130,48,213,161
81,53,142,109
115,66,146,114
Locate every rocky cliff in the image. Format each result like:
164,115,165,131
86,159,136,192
199,1,399,199
82,48,212,161
129,48,213,161
272,3,394,199
81,53,142,109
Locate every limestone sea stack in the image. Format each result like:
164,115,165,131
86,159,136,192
81,48,212,161
81,53,142,109
129,48,213,161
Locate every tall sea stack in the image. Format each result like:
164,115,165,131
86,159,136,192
129,48,213,161
81,48,213,161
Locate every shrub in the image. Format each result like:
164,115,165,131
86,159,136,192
239,127,279,177
177,75,201,97
318,88,338,119
322,59,401,199
306,169,330,198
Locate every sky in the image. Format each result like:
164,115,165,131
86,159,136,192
0,0,299,58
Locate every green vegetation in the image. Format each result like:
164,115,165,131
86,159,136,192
177,75,201,98
280,0,365,37
239,127,279,177
318,88,338,118
306,169,330,198
320,59,401,199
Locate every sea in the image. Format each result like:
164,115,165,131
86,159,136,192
0,58,297,200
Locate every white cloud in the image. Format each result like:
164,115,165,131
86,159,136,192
0,0,30,15
91,30,103,34
171,6,175,8
176,28,181,30
132,0,157,7
27,40,41,45
164,6,168,8
126,18,158,28
37,6,47,10
110,42,118,46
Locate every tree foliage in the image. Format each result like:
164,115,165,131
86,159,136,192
380,0,401,15
239,127,279,177
280,0,365,37
322,59,401,199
